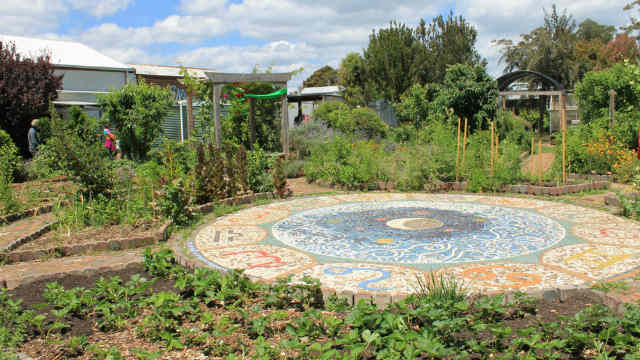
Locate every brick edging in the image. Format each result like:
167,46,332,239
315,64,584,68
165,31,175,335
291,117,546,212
2,221,171,265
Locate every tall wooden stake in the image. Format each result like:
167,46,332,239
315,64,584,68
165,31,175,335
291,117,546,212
490,121,495,177
531,134,535,155
461,118,468,171
561,93,567,184
456,118,461,182
538,140,543,185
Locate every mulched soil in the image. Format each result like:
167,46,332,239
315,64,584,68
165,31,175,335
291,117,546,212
16,221,160,251
7,264,608,359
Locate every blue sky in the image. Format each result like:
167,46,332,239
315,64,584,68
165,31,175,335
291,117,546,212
0,0,632,89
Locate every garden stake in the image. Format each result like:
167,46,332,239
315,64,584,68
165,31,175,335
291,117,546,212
561,93,567,184
490,121,494,177
456,118,461,182
461,118,468,171
531,134,534,155
538,140,542,185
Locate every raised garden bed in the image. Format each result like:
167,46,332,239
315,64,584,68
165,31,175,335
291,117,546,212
605,192,640,207
2,221,170,264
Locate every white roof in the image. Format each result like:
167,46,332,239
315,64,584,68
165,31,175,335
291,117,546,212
130,64,212,78
0,34,133,71
300,86,343,96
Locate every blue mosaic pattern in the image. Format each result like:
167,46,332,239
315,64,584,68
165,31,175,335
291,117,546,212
271,201,566,264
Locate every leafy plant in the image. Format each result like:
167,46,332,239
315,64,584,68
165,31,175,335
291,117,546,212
272,156,291,198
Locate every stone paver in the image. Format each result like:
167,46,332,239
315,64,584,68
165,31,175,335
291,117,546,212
185,193,640,298
0,213,56,251
0,250,144,289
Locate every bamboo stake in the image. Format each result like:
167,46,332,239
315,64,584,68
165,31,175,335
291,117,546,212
496,133,500,158
538,140,543,185
490,121,495,177
531,134,535,155
561,93,567,184
461,118,468,171
456,118,461,182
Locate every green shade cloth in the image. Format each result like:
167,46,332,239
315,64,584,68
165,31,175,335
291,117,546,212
244,88,287,99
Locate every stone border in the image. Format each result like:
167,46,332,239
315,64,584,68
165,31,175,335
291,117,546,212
1,221,57,252
189,192,275,213
1,221,171,264
0,202,56,225
314,179,609,196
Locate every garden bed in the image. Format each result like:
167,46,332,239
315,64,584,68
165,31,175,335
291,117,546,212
3,220,170,264
4,251,639,360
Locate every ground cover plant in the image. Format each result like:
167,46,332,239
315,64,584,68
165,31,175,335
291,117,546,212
3,248,640,359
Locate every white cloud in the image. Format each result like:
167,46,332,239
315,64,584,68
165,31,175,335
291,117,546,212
69,0,135,18
1,0,634,89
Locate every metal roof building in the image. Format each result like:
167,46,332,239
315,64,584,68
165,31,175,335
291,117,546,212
0,34,136,118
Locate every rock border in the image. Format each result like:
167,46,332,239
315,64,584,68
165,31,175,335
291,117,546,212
1,220,57,252
0,202,56,226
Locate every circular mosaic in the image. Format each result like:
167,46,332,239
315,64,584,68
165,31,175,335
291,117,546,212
271,201,566,263
187,194,640,296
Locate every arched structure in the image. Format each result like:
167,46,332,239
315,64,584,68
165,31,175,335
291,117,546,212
496,70,564,92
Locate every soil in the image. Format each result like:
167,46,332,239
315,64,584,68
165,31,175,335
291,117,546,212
7,265,609,360
16,221,160,251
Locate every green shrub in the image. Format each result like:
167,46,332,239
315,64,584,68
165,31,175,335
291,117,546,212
47,106,114,196
0,129,20,180
284,159,305,178
158,178,192,226
247,146,274,193
272,156,291,198
312,102,388,139
390,123,416,143
289,121,333,158
576,62,640,123
464,131,523,192
98,81,173,161
394,83,443,128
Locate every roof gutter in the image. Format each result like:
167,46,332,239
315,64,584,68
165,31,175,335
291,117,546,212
55,64,136,72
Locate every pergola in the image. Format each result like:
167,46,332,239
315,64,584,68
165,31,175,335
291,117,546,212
204,72,293,153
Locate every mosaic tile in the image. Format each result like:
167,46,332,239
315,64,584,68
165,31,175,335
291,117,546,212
572,221,640,248
332,193,410,202
477,197,558,209
186,194,638,295
214,207,289,226
408,193,484,202
541,244,640,280
194,225,267,249
292,263,429,296
272,201,565,263
537,204,623,224
263,197,344,212
440,263,586,293
194,244,314,280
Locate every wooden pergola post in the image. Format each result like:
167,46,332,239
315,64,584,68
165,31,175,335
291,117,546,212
281,90,289,153
205,72,293,151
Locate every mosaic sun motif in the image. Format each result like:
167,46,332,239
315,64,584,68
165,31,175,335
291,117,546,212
541,244,640,280
293,263,429,295
271,201,566,264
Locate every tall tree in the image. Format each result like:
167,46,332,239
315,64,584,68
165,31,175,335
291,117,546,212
416,11,482,83
338,53,374,106
0,41,63,155
623,0,640,33
496,5,577,88
576,19,616,43
363,21,424,103
302,66,338,88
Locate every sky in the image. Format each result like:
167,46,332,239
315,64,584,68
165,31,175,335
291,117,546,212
0,0,633,89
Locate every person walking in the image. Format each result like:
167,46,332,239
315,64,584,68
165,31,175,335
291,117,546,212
104,127,116,158
27,119,40,157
